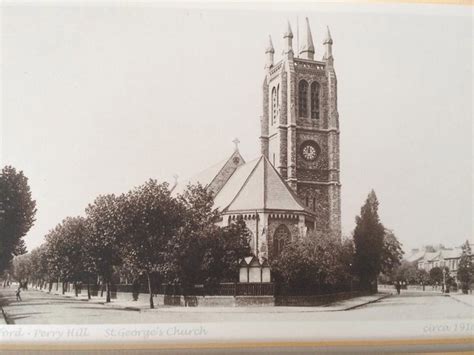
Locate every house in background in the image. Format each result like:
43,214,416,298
406,243,473,281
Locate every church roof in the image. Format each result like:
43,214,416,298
213,155,309,214
171,150,244,197
171,158,228,196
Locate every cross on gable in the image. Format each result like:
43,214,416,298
233,138,240,151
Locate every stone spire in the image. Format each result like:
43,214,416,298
265,35,274,69
283,21,294,59
323,25,333,61
299,17,315,60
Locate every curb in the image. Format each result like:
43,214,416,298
448,294,474,308
37,288,143,312
342,293,391,311
0,306,11,325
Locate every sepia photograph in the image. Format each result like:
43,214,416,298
0,0,472,352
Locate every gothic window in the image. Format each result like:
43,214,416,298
298,80,308,118
311,81,320,119
273,224,290,257
271,87,277,125
277,84,280,118
312,197,316,211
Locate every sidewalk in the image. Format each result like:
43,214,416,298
33,287,390,313
449,292,474,307
0,308,7,324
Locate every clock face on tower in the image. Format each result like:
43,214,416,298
300,141,320,161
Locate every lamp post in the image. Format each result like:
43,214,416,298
442,268,446,293
349,263,353,293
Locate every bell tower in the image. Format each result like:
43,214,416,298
260,18,341,239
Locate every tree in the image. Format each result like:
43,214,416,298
161,184,251,296
271,234,352,294
85,194,124,303
11,253,32,287
0,166,37,272
353,190,385,292
120,180,182,309
201,217,252,290
29,245,50,289
380,229,404,276
416,268,430,287
45,217,89,296
429,266,445,285
160,183,216,295
392,261,418,284
457,241,473,294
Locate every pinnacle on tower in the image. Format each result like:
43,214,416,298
323,25,333,61
283,21,294,59
265,35,275,69
265,35,275,54
284,21,293,39
323,26,333,45
299,17,315,60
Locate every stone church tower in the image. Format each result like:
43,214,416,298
260,18,341,239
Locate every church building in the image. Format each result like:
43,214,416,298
172,18,341,262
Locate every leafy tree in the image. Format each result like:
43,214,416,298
45,217,89,296
29,244,50,289
0,166,37,272
457,241,473,294
11,253,32,287
380,229,404,276
160,183,216,294
271,234,352,294
120,180,182,309
85,194,124,303
201,217,252,290
429,266,445,285
161,184,251,296
353,190,385,292
416,268,430,289
392,260,418,284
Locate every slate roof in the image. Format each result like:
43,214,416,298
405,250,426,263
441,248,462,259
213,155,309,214
171,158,228,196
424,251,441,262
172,150,312,216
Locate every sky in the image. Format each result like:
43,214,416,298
1,2,472,253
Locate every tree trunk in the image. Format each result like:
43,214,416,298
62,282,66,294
87,275,91,300
146,272,154,309
74,281,78,297
106,281,111,303
49,281,53,293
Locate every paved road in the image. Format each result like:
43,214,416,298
0,288,472,324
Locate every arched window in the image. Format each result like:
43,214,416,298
298,80,308,118
273,224,290,257
310,81,320,119
271,87,277,125
277,84,280,118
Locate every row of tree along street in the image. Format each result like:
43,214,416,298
2,164,414,308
